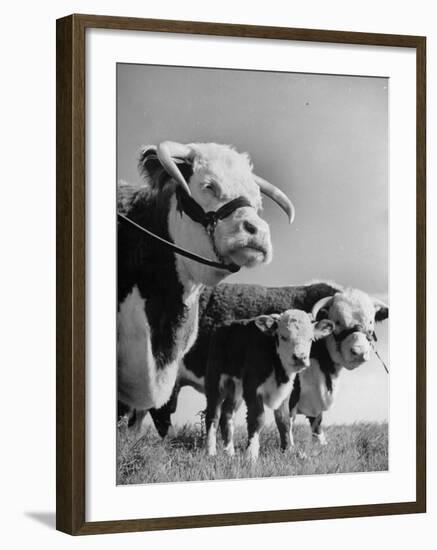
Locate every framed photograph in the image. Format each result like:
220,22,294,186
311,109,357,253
56,14,426,535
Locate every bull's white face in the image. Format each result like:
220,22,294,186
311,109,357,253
326,290,378,370
255,310,334,374
171,144,273,285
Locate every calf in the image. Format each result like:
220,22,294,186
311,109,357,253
274,288,389,447
205,310,334,461
149,281,340,437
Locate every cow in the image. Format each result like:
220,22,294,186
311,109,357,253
117,141,293,422
148,281,341,437
205,310,334,461
149,283,388,446
274,288,389,448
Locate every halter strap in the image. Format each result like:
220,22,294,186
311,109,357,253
334,324,374,345
334,324,389,374
118,190,254,273
176,189,252,229
118,213,241,272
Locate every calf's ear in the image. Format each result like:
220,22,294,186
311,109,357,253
313,319,335,340
254,315,278,334
373,298,389,322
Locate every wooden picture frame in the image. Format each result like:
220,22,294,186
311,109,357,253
56,13,426,535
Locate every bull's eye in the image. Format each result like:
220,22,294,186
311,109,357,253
204,182,218,197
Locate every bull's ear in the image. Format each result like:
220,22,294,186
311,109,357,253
313,319,335,340
254,315,278,334
374,299,389,322
138,146,162,181
138,146,193,188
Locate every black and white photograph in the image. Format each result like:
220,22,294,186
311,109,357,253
116,62,389,485
0,0,431,544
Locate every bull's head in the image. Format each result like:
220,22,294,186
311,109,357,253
140,141,294,285
254,310,334,373
311,289,389,370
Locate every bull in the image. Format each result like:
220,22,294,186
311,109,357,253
117,142,293,419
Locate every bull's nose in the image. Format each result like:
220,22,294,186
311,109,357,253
242,220,258,235
292,353,310,367
351,348,367,361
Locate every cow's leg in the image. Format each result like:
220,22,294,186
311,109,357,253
245,394,265,462
274,398,293,451
308,413,327,445
149,382,180,438
205,390,224,456
117,401,151,440
219,395,237,456
125,408,147,439
205,401,222,456
117,400,131,420
289,406,297,446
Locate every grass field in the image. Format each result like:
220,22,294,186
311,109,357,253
117,418,388,485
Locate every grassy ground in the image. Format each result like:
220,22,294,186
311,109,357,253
116,419,388,485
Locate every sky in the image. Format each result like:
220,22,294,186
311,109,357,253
117,63,389,426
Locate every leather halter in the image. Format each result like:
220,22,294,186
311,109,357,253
333,324,389,374
118,190,254,273
333,324,375,345
176,188,252,230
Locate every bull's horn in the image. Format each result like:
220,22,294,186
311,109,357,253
156,141,194,196
254,175,295,224
311,295,334,321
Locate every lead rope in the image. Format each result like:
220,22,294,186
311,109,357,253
371,340,389,374
370,332,389,374
117,212,240,273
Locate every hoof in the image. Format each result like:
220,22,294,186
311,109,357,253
245,449,259,463
223,445,235,457
281,442,295,453
166,426,177,439
313,433,328,446
296,449,308,460
206,445,217,457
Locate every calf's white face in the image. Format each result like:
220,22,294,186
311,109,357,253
255,310,334,373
